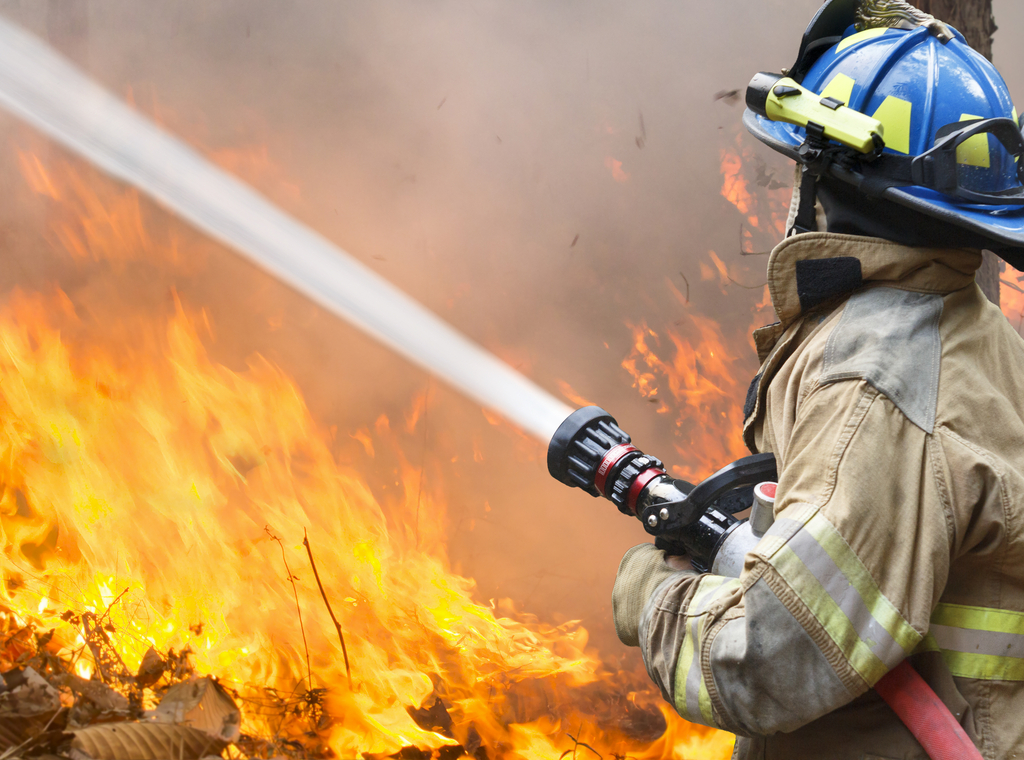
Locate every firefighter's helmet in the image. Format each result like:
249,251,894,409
744,0,1024,260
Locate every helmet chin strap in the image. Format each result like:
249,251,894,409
789,166,821,237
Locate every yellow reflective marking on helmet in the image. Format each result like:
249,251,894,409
957,114,991,168
836,27,889,54
819,73,856,108
871,97,912,154
1015,109,1020,164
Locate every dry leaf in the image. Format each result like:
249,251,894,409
56,675,129,713
154,677,240,742
0,717,20,752
136,648,166,689
0,667,60,716
0,711,65,749
70,722,226,760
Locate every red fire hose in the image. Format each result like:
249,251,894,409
874,660,984,760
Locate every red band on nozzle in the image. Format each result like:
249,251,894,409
627,467,666,515
594,443,637,497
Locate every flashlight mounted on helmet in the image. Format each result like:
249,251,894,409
548,406,777,573
746,72,886,159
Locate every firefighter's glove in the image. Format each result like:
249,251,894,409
612,544,695,647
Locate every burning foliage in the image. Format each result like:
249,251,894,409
0,145,741,760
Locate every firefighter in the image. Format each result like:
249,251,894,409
610,1,1024,757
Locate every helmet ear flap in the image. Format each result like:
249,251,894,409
789,0,860,83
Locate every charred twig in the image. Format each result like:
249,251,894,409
726,273,768,290
1000,277,1024,294
678,272,690,304
81,588,134,686
265,526,313,693
561,723,602,760
739,223,771,256
302,529,353,690
714,89,741,106
414,379,433,549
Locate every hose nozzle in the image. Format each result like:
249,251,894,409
548,406,778,572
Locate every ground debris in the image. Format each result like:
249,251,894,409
0,599,672,760
69,722,227,760
154,676,241,742
1,667,62,716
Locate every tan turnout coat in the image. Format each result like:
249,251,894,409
613,232,1024,759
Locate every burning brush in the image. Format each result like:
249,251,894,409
0,146,739,759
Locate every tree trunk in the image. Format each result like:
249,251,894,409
916,0,1001,306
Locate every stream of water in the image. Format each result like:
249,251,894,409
0,16,573,444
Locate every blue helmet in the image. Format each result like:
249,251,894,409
744,0,1024,262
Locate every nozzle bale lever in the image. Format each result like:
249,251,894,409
548,406,778,574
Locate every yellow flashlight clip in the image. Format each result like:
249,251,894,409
765,77,885,155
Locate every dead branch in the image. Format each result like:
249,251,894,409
302,529,353,690
265,526,313,692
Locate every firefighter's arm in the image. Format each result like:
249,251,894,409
612,380,951,735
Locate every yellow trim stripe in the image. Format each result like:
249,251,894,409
768,510,920,686
914,603,1024,681
957,113,991,168
805,515,921,653
773,544,889,684
871,96,912,154
819,73,856,108
675,626,697,716
672,575,740,727
932,602,1024,635
836,27,889,53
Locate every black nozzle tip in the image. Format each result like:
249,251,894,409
547,405,617,487
746,72,784,118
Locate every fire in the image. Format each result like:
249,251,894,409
719,150,753,218
605,156,630,183
621,316,751,482
719,132,792,240
615,131,788,481
1,146,735,759
1001,266,1024,333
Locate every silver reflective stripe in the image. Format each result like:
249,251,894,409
764,516,804,541
930,623,1024,659
787,527,904,668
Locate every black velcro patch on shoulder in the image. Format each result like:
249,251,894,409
743,372,762,421
795,257,863,312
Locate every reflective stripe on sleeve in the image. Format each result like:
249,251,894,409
915,603,1024,681
767,510,921,686
672,575,741,726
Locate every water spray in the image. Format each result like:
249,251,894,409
0,16,570,444
0,17,777,569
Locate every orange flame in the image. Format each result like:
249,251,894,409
621,316,751,482
720,132,792,239
1,146,734,759
1001,266,1024,335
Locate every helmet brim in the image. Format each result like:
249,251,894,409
743,108,1024,268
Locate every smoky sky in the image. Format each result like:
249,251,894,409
0,0,1021,656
